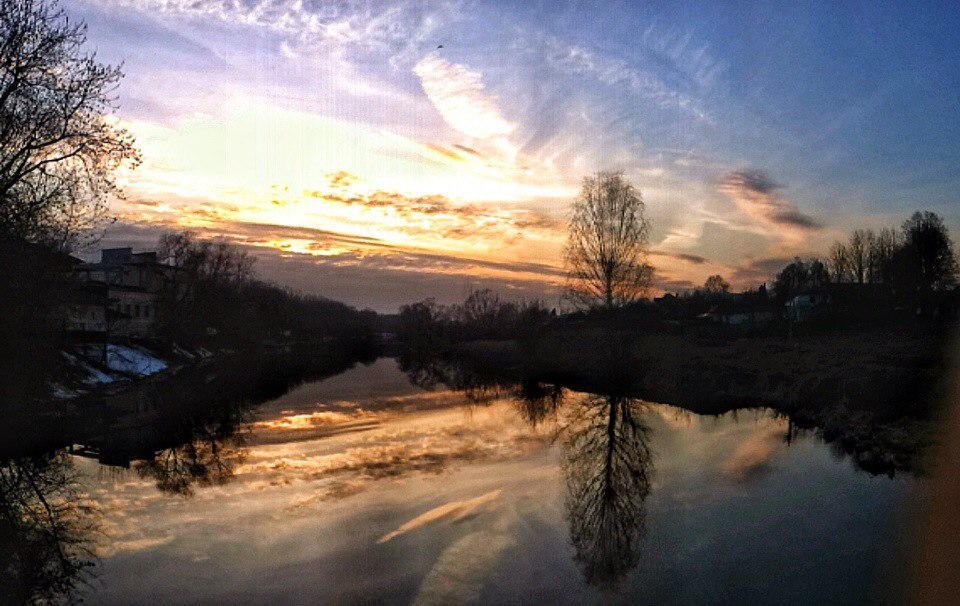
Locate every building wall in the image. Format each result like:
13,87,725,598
63,303,107,334
110,289,159,338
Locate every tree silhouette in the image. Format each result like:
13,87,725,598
773,258,829,302
899,211,958,292
702,274,730,295
564,172,652,310
0,0,139,247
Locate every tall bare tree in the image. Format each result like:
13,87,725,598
564,172,652,310
0,0,139,248
828,241,850,283
848,229,869,284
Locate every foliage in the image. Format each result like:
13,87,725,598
898,211,958,293
828,227,899,285
0,0,139,249
155,231,377,347
564,172,652,310
824,210,958,314
773,258,830,302
702,274,730,296
396,289,552,355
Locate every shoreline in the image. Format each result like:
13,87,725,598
435,323,954,475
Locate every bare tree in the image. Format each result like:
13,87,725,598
868,227,898,284
0,451,99,603
155,231,255,341
828,241,850,283
848,229,869,284
702,274,730,295
564,172,652,310
0,0,139,248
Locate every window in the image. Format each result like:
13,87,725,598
134,304,140,317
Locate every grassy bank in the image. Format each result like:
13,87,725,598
443,323,954,475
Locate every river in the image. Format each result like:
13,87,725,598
3,357,923,604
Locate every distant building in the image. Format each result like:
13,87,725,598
716,300,777,327
690,293,778,335
74,247,178,338
786,291,830,323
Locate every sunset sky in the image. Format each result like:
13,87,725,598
67,0,960,311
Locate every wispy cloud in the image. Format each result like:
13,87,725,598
536,31,715,121
718,170,823,231
377,490,501,543
412,530,517,605
102,0,459,62
414,54,517,140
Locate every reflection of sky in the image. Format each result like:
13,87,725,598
64,1,960,310
79,359,918,604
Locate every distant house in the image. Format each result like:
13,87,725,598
74,247,178,338
716,300,777,327
692,293,777,335
786,291,830,323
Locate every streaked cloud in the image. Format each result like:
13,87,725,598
536,30,715,121
412,531,517,606
377,490,501,543
414,55,517,140
718,170,823,231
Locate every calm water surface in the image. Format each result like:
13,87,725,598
70,358,918,604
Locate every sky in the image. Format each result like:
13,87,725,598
66,0,960,311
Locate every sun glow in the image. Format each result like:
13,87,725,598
113,96,578,281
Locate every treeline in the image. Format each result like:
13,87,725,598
0,0,138,409
773,211,958,311
155,231,378,348
397,289,553,354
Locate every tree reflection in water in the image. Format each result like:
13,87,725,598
0,452,98,604
399,353,509,404
560,394,653,587
515,379,565,428
402,352,657,588
511,379,654,587
134,407,249,497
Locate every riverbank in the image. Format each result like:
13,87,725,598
51,341,209,400
441,323,954,475
4,339,378,462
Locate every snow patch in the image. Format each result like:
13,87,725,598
104,345,167,376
